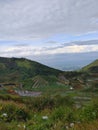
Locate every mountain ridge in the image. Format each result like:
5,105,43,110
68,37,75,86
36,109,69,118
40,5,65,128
0,57,63,85
81,59,98,72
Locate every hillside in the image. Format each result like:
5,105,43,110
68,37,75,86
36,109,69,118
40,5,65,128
1,57,98,92
0,57,63,87
81,59,98,72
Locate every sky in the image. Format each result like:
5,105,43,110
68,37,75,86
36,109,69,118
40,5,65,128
0,0,98,69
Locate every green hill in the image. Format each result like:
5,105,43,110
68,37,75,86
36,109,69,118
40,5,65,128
0,57,63,87
82,59,98,73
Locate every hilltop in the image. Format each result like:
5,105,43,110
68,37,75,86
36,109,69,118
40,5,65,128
0,57,98,93
81,59,98,73
0,57,63,88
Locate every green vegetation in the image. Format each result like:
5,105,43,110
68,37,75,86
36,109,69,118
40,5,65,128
82,59,98,72
0,57,62,85
0,57,98,129
0,94,98,130
16,60,32,69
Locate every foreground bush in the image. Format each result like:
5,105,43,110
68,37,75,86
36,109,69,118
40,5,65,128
0,95,98,129
0,101,30,122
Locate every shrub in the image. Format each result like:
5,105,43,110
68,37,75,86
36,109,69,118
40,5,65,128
51,107,65,121
0,101,30,122
80,105,97,121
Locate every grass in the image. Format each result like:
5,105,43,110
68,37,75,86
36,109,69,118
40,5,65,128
0,92,98,130
0,56,98,129
16,60,32,69
82,59,98,71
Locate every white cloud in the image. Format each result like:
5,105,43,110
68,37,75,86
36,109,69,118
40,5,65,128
37,45,98,55
0,0,98,40
0,41,98,57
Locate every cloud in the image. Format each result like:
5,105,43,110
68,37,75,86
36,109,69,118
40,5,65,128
39,45,98,55
63,40,98,46
0,0,98,40
0,40,98,58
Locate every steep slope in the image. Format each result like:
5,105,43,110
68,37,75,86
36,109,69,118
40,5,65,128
81,59,98,73
0,57,63,84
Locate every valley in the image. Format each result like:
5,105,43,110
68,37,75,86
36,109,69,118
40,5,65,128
0,57,98,130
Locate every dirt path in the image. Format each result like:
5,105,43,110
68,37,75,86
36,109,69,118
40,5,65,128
15,90,41,97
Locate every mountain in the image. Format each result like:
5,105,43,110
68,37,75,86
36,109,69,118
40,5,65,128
82,59,98,73
0,57,63,88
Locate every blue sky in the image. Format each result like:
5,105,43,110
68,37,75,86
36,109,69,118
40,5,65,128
0,33,98,58
0,31,98,46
